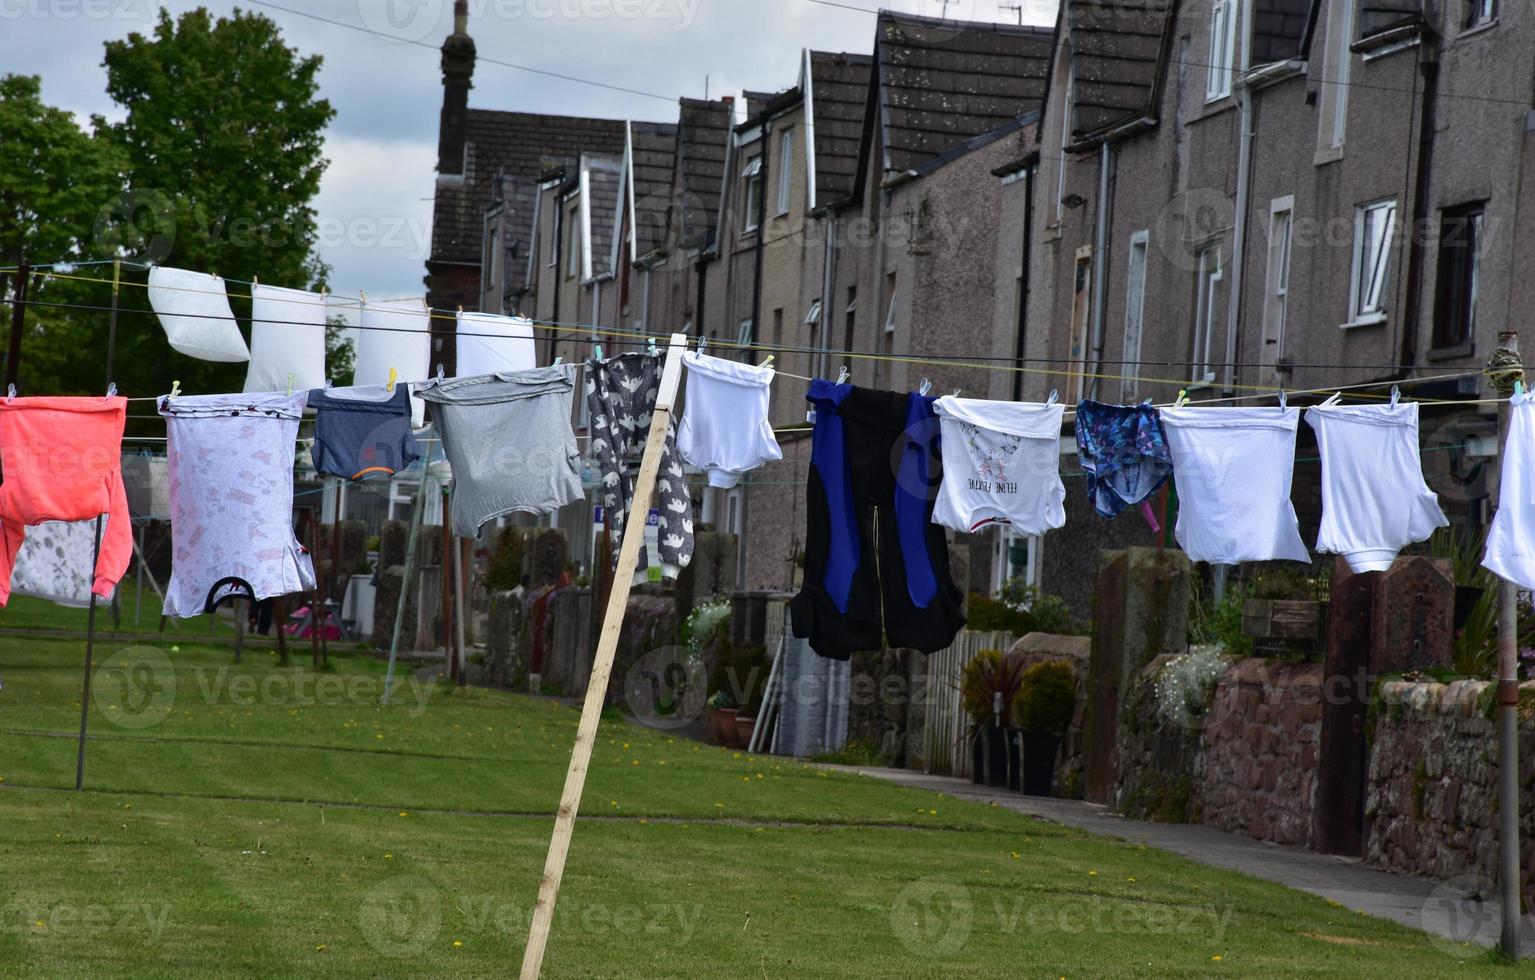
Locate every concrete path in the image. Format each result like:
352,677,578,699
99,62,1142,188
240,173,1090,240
823,765,1535,956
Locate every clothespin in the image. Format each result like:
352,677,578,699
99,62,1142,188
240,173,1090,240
698,335,708,354
1174,389,1189,408
759,354,774,368
1321,391,1343,408
647,337,658,357
1512,381,1524,398
952,388,962,398
1391,384,1403,406
918,378,931,396
386,368,397,393
554,356,564,366
251,274,259,290
435,364,446,382
168,380,181,400
594,344,604,361
835,366,849,385
359,289,368,306
286,373,294,397
6,384,15,403
1046,388,1059,406
1278,389,1287,409
105,382,117,400
324,378,333,390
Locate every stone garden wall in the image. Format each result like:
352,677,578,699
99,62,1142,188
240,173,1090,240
1112,653,1205,822
1197,658,1323,848
1366,679,1535,897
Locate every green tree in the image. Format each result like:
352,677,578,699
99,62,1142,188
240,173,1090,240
81,6,336,402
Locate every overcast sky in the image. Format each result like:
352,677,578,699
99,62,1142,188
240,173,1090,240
4,0,1054,302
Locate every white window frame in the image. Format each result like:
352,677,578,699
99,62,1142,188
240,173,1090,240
741,158,763,233
1347,199,1397,326
1319,0,1353,155
1466,0,1497,27
738,317,754,345
1262,197,1294,368
804,299,822,326
1207,0,1238,101
1192,245,1223,384
1121,230,1149,402
883,275,897,335
565,204,581,280
725,488,743,536
775,129,794,216
993,527,1040,593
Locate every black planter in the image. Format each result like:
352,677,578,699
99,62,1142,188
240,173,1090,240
1455,585,1487,630
970,728,986,784
1005,729,1022,792
1020,732,1061,796
984,725,1008,788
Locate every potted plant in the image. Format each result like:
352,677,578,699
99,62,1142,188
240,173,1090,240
1012,661,1075,796
1240,569,1327,654
959,649,1025,788
708,690,738,746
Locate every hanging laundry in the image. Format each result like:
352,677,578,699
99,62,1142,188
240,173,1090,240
932,395,1065,534
1160,406,1310,564
244,283,328,393
456,311,536,376
121,452,171,521
1484,393,1535,589
1307,399,1447,572
158,391,315,617
307,384,420,480
146,267,251,362
586,352,693,576
11,518,110,608
415,365,583,539
0,396,131,605
1074,400,1173,518
789,381,966,660
677,351,782,488
354,299,431,426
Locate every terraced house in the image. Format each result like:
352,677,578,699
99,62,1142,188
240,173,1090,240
1018,0,1535,611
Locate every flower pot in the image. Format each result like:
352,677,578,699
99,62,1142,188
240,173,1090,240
970,729,986,784
735,715,757,748
1020,732,1061,796
710,707,738,745
984,725,1008,789
1005,729,1022,793
1241,598,1325,643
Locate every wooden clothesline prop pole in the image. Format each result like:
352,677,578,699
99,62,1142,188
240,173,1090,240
520,332,688,979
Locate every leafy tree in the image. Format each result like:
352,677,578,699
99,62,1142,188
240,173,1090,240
64,6,336,403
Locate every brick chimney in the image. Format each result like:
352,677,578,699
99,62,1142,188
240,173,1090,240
437,0,475,179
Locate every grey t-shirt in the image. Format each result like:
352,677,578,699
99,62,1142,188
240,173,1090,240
416,364,582,539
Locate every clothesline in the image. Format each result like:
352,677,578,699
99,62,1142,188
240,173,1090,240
7,264,1483,373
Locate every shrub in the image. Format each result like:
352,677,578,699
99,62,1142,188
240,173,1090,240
1013,661,1075,734
1188,579,1253,657
966,581,1085,637
1154,645,1230,726
682,596,731,655
485,526,527,592
959,649,1025,726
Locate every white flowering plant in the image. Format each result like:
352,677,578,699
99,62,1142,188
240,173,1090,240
1154,644,1230,727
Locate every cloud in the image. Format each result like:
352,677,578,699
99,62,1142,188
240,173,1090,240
312,134,437,300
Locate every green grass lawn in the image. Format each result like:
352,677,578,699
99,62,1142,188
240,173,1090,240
0,633,1523,977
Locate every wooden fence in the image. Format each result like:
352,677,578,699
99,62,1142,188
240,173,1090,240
920,630,1014,778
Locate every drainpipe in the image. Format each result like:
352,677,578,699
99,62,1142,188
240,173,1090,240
818,212,838,379
1400,37,1440,368
1012,164,1035,402
1088,141,1112,399
739,120,770,589
1223,0,1258,393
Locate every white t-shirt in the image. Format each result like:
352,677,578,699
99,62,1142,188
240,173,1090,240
1307,401,1446,572
1484,393,1535,588
931,396,1066,535
1160,406,1310,565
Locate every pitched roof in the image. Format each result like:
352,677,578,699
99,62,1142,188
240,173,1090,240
808,50,872,206
429,109,626,276
629,121,678,260
673,97,733,249
1252,0,1311,63
1066,0,1174,138
871,11,1053,177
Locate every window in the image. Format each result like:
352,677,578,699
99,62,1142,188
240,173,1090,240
804,299,822,326
1121,231,1149,402
741,158,763,233
993,527,1039,594
843,287,857,362
1433,203,1484,349
776,129,794,216
1192,245,1223,383
1053,71,1073,222
1318,0,1353,154
1261,198,1294,374
565,204,580,280
738,317,754,346
1067,247,1092,401
485,227,501,292
772,308,783,354
725,488,743,536
1207,0,1238,101
1349,199,1397,324
1466,0,1496,27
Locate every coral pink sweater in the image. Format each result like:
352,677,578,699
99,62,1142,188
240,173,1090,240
0,396,131,603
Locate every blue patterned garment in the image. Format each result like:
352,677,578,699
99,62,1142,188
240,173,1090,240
1074,400,1174,518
